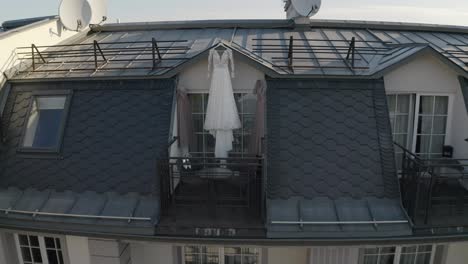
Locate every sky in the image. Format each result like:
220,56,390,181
1,0,468,26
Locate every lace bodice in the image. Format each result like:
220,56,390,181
208,48,235,78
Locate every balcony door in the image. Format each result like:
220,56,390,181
412,95,450,159
387,94,452,162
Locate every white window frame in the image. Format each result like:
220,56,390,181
181,245,262,264
411,93,454,157
360,244,438,264
14,233,67,264
386,92,454,156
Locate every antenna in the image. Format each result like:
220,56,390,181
59,0,92,31
87,0,108,25
285,0,322,19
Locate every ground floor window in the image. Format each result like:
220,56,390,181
359,245,437,264
14,234,65,264
183,245,260,264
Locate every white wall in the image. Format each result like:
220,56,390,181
66,236,91,264
130,242,174,264
384,53,468,158
444,242,468,264
177,53,265,93
88,238,130,264
0,18,78,86
268,247,308,264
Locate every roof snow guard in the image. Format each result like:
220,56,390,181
0,188,158,236
5,20,468,80
266,78,411,238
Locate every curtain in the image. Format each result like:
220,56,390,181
249,80,266,156
177,87,193,154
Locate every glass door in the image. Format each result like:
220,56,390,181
412,95,449,159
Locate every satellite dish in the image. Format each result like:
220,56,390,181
59,0,92,31
288,0,322,17
87,0,108,25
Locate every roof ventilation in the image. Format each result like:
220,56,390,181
284,0,321,27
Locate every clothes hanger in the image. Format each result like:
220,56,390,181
214,42,227,51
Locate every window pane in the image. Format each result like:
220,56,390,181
202,246,218,254
378,254,394,264
430,136,445,154
242,248,258,255
434,97,448,115
416,135,431,154
233,133,242,153
202,254,219,264
389,117,395,132
432,116,447,134
394,134,408,148
191,94,204,113
419,96,434,114
47,250,59,264
29,236,39,247
193,114,204,133
387,95,396,113
55,238,61,249
58,251,64,264
224,247,241,254
185,246,201,254
418,245,433,253
402,246,417,253
21,247,32,262
400,254,416,264
193,134,204,153
394,116,409,133
416,253,432,264
32,248,43,263
380,247,395,254
224,255,241,264
364,248,378,255
243,256,258,264
206,134,215,153
243,115,255,135
45,237,55,248
397,95,410,114
418,116,433,134
23,96,66,149
363,255,378,264
19,235,29,246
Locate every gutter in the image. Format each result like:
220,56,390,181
1,224,468,246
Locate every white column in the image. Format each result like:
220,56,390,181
66,236,91,264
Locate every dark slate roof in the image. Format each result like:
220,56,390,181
0,79,175,234
6,19,468,80
265,78,411,238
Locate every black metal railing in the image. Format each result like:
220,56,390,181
158,155,264,218
396,143,468,229
14,39,190,74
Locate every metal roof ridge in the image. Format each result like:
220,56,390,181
91,19,295,32
91,18,468,34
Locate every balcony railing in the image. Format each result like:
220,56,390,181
396,143,468,232
158,155,264,222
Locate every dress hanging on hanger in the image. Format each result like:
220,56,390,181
204,46,241,158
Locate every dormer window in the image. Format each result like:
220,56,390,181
20,92,71,153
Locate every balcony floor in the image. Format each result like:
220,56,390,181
409,179,468,233
157,180,265,237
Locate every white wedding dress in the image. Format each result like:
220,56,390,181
204,48,241,158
